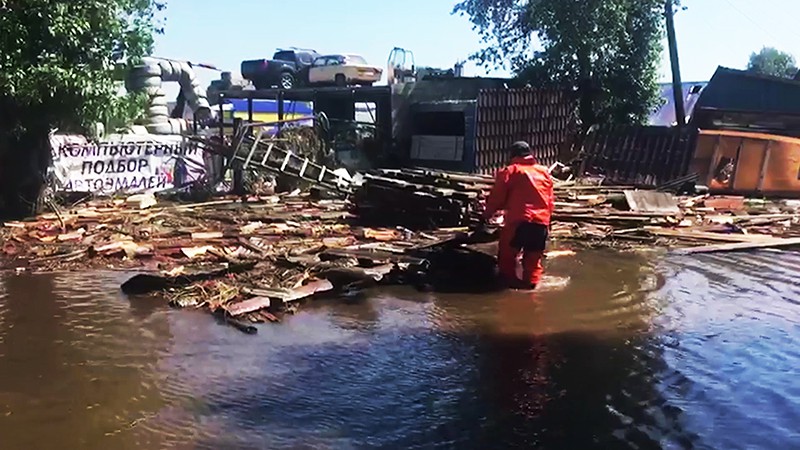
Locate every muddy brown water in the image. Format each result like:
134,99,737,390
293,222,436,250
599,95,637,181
1,249,799,449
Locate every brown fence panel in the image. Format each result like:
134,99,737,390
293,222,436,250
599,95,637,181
475,88,576,175
579,125,698,186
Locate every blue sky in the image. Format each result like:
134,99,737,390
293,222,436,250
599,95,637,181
153,0,800,97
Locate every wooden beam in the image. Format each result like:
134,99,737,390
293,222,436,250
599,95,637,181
644,227,774,243
757,140,772,193
674,237,800,255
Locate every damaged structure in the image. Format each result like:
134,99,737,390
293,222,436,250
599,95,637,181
14,64,800,334
393,78,575,174
576,66,800,198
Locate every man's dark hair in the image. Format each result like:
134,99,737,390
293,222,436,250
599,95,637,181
510,141,532,157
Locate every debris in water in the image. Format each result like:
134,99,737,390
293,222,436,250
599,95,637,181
3,168,800,331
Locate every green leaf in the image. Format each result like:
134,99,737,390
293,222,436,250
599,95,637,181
453,0,666,126
0,0,165,133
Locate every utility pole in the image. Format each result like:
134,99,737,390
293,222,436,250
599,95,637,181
665,0,686,127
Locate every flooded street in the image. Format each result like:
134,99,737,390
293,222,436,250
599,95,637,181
1,249,799,449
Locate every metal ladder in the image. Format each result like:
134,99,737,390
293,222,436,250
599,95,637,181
228,124,352,194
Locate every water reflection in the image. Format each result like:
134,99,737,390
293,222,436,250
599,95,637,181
418,250,695,449
0,272,175,450
0,248,798,449
654,250,800,450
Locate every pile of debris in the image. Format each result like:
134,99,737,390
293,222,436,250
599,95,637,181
0,193,356,271
348,167,800,253
0,192,471,333
6,162,800,334
352,168,493,229
551,182,800,253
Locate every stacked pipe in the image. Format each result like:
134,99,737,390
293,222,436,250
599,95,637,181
352,168,494,230
127,57,212,135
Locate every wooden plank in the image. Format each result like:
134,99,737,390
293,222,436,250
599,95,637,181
733,214,800,226
242,279,334,303
729,138,744,190
674,237,800,255
552,211,665,221
644,227,775,243
704,196,745,211
225,297,272,317
554,208,676,217
757,140,772,193
554,185,636,191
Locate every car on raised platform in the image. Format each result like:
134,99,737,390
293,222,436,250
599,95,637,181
241,48,320,90
308,54,383,87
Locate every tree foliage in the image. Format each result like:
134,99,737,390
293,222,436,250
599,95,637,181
0,0,164,217
747,47,798,79
0,0,164,133
453,0,669,126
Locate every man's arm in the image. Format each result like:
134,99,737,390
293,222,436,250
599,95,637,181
545,171,555,214
483,167,510,220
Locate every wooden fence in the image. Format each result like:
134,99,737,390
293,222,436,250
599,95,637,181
577,125,698,186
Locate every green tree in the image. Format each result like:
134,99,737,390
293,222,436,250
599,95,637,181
453,0,669,127
747,47,798,78
0,0,164,219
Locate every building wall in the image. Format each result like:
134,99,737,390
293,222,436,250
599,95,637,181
394,81,576,174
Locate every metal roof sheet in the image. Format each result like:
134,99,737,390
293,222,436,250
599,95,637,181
694,66,800,116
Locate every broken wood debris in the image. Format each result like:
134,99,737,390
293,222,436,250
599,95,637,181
549,182,800,252
0,190,474,333
672,237,800,255
351,168,493,229
5,168,800,332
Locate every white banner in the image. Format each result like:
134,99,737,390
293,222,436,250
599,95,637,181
50,134,208,194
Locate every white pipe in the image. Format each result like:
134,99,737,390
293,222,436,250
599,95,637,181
128,57,212,135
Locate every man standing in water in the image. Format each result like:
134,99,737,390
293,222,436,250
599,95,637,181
482,141,555,290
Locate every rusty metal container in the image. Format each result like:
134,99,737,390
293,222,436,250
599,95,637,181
690,129,800,197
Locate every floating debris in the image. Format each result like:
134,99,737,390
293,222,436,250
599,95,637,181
4,171,800,333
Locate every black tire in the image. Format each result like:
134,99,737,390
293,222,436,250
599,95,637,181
280,72,295,89
253,80,270,90
335,74,347,87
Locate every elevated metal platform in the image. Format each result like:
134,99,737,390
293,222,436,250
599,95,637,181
219,85,392,103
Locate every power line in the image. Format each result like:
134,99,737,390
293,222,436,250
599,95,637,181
719,0,800,44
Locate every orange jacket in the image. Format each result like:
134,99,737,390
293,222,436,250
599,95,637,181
483,155,555,226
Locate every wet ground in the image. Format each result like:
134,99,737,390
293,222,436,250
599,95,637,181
0,249,799,449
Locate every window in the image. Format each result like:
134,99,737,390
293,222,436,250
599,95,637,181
346,55,368,65
413,111,465,135
273,51,295,62
312,57,327,67
713,156,735,185
298,53,314,64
